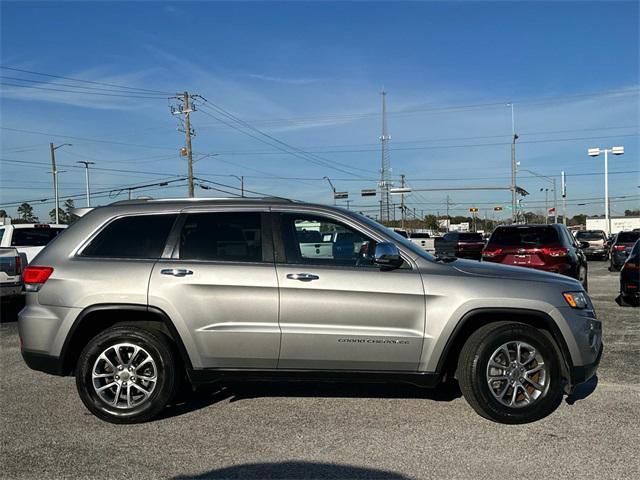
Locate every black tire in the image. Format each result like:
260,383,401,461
76,326,178,424
457,322,564,424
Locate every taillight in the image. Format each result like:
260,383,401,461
542,247,568,257
623,263,640,270
614,245,626,251
22,266,54,292
482,248,503,257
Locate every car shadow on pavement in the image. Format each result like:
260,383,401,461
172,461,412,479
0,296,24,323
159,380,462,421
565,375,599,405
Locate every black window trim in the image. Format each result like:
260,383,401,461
165,210,274,265
75,212,180,260
271,207,417,271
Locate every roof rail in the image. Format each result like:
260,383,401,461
109,196,293,206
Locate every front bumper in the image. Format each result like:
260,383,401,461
569,343,603,385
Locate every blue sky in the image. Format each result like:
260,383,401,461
1,1,638,221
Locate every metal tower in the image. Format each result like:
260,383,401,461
379,90,392,222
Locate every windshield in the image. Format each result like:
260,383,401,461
351,211,435,260
10,227,65,247
617,231,640,244
576,231,605,241
489,226,560,247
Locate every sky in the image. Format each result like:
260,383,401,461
0,0,638,222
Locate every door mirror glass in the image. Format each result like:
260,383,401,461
373,242,403,269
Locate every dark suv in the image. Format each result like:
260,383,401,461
617,240,640,306
609,231,640,271
482,224,589,289
435,232,485,260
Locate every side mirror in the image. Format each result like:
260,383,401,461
373,242,403,270
579,241,590,249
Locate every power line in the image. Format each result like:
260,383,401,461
0,82,170,99
0,75,169,97
0,66,174,95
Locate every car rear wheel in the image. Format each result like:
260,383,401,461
457,322,563,424
76,326,178,424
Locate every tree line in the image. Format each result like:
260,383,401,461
0,200,77,224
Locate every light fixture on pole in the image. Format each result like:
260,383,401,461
50,143,72,224
323,176,337,205
587,146,624,235
76,161,95,207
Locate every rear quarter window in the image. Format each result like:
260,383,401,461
81,214,177,258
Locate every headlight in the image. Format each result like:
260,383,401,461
563,291,591,309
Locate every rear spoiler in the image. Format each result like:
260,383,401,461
70,207,94,218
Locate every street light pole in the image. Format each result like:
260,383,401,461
49,143,71,224
588,146,624,236
541,188,549,224
509,103,519,223
76,161,95,207
323,176,336,205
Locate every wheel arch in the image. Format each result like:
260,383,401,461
435,308,572,382
60,303,193,375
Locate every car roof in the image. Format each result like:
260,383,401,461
10,223,67,229
109,197,294,207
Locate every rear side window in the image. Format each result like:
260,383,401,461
617,231,640,244
178,212,263,262
489,226,560,246
82,214,177,258
10,227,66,246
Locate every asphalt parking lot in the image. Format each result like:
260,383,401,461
1,261,639,480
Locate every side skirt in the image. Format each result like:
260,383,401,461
186,368,442,388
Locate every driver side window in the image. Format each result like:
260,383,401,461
280,213,377,267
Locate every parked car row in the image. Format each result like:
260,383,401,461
0,222,67,299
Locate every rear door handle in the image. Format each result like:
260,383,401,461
160,268,193,277
286,273,319,281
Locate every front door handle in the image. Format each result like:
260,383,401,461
286,273,319,281
160,268,193,277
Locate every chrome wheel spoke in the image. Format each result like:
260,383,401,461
91,342,158,410
486,340,547,409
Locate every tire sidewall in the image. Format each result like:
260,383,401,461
76,327,176,423
470,325,562,424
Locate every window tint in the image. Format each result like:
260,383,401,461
489,226,560,246
576,231,605,241
11,227,66,247
617,231,640,244
281,213,376,267
179,212,263,262
410,232,430,239
458,233,483,241
82,214,176,258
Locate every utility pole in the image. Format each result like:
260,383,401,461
509,103,519,223
76,161,95,207
171,92,197,198
561,171,567,225
49,142,71,223
400,174,406,229
379,90,392,223
445,195,452,232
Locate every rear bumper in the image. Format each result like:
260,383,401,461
21,349,65,376
0,283,23,297
569,343,603,386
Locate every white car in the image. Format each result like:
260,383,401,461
0,247,25,298
0,223,68,264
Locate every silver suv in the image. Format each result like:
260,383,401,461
19,198,602,424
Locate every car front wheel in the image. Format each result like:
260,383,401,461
76,326,178,424
457,322,564,424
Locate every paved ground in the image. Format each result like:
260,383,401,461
1,261,639,480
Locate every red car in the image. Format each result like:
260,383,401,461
482,224,589,289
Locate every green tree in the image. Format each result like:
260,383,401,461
624,209,640,217
0,209,7,218
17,203,38,223
49,208,66,224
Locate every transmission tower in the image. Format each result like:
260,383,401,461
379,90,392,222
